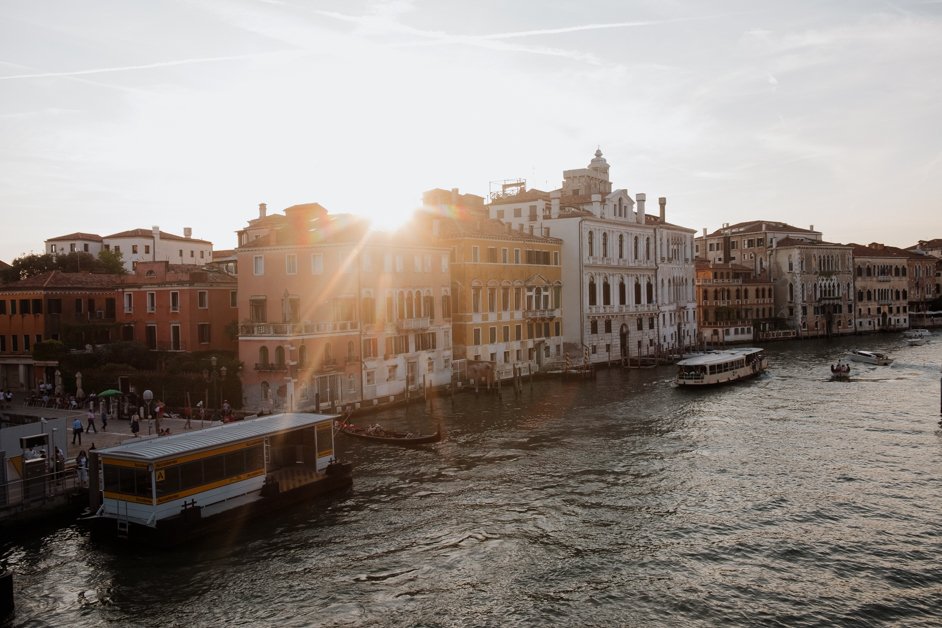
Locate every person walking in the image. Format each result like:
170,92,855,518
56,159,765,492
76,449,88,487
86,405,98,433
72,417,83,445
100,400,108,431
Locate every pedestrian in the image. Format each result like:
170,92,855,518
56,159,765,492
222,399,232,422
183,403,192,430
55,446,65,483
100,400,108,431
86,406,98,433
131,416,140,437
76,449,88,487
72,417,83,445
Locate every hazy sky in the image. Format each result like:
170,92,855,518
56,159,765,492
2,0,940,261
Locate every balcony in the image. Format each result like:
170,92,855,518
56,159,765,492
396,317,430,331
239,320,359,337
255,362,288,372
524,308,559,320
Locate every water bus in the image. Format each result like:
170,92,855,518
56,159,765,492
86,412,351,545
675,348,768,387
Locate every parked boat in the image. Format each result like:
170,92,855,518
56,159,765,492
85,412,352,546
829,361,852,381
338,421,441,445
848,350,894,366
675,347,767,386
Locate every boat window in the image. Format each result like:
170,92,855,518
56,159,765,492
103,464,151,500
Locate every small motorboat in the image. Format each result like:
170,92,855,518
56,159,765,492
903,329,930,346
848,350,893,366
829,361,851,380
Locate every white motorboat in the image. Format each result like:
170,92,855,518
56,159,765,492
676,347,768,386
848,350,893,366
903,329,930,346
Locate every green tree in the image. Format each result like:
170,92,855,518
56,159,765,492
2,253,57,282
97,248,126,274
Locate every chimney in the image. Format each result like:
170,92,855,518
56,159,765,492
636,193,646,224
183,227,192,239
259,202,267,219
152,226,160,261
658,196,666,222
551,190,560,218
810,224,814,232
702,227,707,238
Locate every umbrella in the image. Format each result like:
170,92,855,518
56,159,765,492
98,389,123,397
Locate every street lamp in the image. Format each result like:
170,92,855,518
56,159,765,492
143,389,154,434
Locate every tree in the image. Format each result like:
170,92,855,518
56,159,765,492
97,248,126,274
1,253,58,282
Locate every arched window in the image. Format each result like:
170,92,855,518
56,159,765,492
645,238,651,261
619,280,626,305
361,296,375,324
646,281,653,303
618,234,624,259
866,289,872,301
588,231,594,257
442,294,452,318
259,346,269,366
347,340,355,360
298,344,307,368
634,280,642,304
397,291,406,319
788,284,794,301
275,345,285,366
588,278,597,306
602,233,608,257
714,289,720,301
865,266,872,277
633,236,639,260
602,279,611,305
413,291,422,317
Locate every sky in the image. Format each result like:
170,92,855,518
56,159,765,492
1,0,941,261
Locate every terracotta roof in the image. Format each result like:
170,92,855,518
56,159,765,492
910,238,942,250
774,236,846,248
103,228,212,244
3,270,123,290
845,243,914,259
45,232,103,242
704,220,819,238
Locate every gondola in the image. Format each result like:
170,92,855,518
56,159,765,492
337,421,441,446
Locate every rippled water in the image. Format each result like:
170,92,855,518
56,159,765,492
4,335,942,627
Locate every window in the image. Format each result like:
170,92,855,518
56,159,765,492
145,325,157,349
249,297,267,322
502,248,508,263
253,255,264,275
132,244,139,254
472,246,480,263
170,291,180,312
489,327,497,343
473,328,481,345
147,292,156,313
472,287,482,313
198,290,208,308
514,249,520,264
286,254,298,275
145,245,150,254
230,291,237,307
23,335,30,352
311,254,324,274
198,323,211,344
487,247,497,263
11,336,18,352
170,324,181,351
123,293,133,313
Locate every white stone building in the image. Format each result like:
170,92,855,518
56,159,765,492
46,227,213,272
488,150,697,364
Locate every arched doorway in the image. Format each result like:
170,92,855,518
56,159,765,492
619,323,629,359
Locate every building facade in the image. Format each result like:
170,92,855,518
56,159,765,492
236,203,453,413
769,238,856,337
694,260,775,345
696,221,822,276
850,243,910,332
488,150,696,363
46,227,213,272
117,261,238,353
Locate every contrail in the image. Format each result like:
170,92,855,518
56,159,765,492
0,50,294,81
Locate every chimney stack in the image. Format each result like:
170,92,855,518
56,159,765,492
183,227,192,239
551,190,560,218
636,193,646,224
810,224,814,232
702,227,707,237
658,196,666,222
259,202,267,219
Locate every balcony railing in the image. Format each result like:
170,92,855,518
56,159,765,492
396,317,430,331
524,308,559,320
255,362,288,371
239,320,359,337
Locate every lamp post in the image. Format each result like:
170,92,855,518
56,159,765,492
210,356,218,414
142,389,154,435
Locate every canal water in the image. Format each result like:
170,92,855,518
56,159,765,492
3,335,942,627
